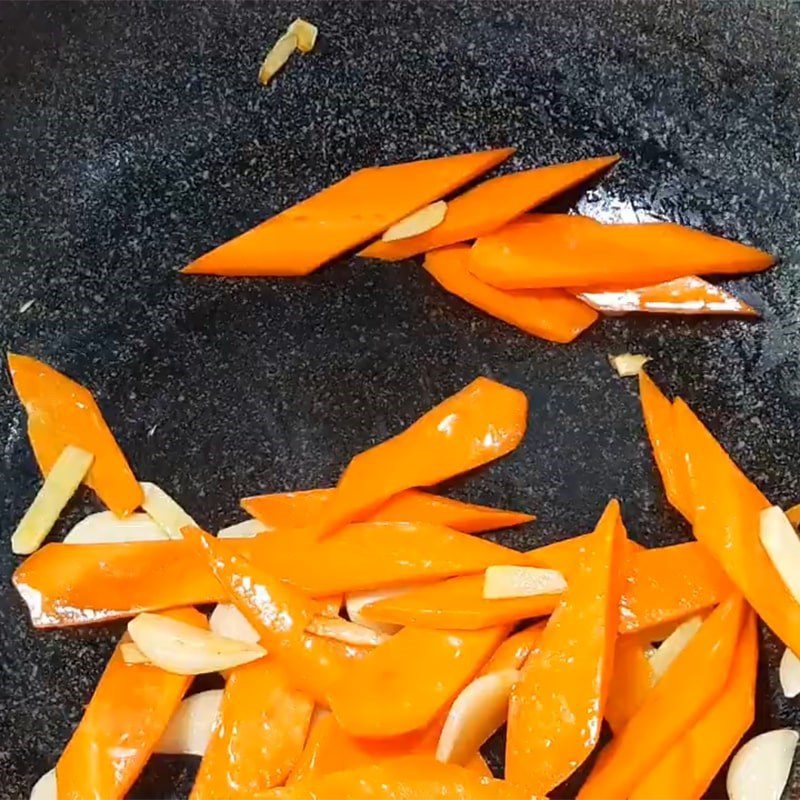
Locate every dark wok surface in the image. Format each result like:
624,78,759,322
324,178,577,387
1,1,799,797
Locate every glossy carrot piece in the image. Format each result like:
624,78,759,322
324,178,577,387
360,154,620,261
8,354,142,517
629,610,758,799
469,214,774,290
478,623,545,675
675,398,800,655
242,486,534,534
604,636,654,734
184,527,366,706
309,377,528,538
578,275,758,316
55,608,205,800
181,149,513,276
423,245,598,343
267,756,526,800
191,659,314,799
330,624,508,738
578,593,746,799
505,499,627,792
638,371,694,522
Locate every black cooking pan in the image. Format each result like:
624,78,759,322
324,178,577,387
1,1,799,797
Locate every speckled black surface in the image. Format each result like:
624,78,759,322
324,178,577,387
1,1,799,797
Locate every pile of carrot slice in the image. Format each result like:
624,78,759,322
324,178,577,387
181,149,773,343
8,352,800,799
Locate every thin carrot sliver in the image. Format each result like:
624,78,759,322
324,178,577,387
478,623,545,675
604,635,654,734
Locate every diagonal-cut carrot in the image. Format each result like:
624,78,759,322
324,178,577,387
7,354,142,517
578,275,758,316
308,377,528,538
478,623,545,675
638,371,694,522
423,245,598,343
505,499,627,793
181,149,514,277
578,593,746,798
604,635,654,734
242,486,534,534
268,756,526,799
469,214,774,290
675,398,800,656
55,607,205,800
190,658,314,799
329,624,508,738
360,155,620,261
628,609,758,799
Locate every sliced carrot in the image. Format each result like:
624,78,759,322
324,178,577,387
55,607,205,800
309,377,528,538
190,658,314,798
469,214,774,290
505,499,627,793
638,371,694,521
330,624,508,738
360,154,620,261
578,275,758,316
577,593,746,799
8,354,142,516
181,149,514,277
629,609,758,799
423,245,598,343
267,756,524,799
242,486,534,534
478,623,545,675
604,635,654,734
675,398,800,656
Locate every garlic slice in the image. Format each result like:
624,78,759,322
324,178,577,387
287,18,318,53
216,519,267,539
381,201,447,242
436,669,520,765
727,729,798,800
30,769,56,800
156,689,224,756
209,603,260,644
64,511,168,544
609,353,651,377
648,614,703,682
140,481,196,540
306,615,388,647
128,612,266,675
258,31,298,86
12,445,94,554
345,587,406,635
760,506,800,604
780,648,800,699
482,565,567,600
120,642,150,664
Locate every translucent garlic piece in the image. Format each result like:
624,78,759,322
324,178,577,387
216,518,266,539
209,603,260,644
258,31,298,86
608,353,651,377
345,587,406,635
140,481,196,540
306,615,389,647
760,506,800,604
381,201,448,242
649,614,703,682
156,689,224,756
287,18,318,53
482,565,567,600
64,511,168,544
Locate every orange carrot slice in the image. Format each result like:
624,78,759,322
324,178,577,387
469,214,774,290
423,245,598,343
629,609,758,799
181,149,514,277
309,377,528,538
578,593,746,799
360,154,620,261
675,398,800,656
190,658,314,798
505,499,627,793
8,354,142,517
329,624,508,738
242,486,533,533
604,636,655,734
578,275,758,316
268,756,524,799
638,371,694,522
55,607,205,800
478,623,545,675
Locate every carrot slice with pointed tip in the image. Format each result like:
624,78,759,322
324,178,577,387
55,607,205,800
7,354,142,516
242,486,534,534
578,275,758,316
423,245,598,343
638,371,694,522
675,398,800,655
181,149,514,276
360,154,620,261
578,593,746,799
469,214,774,290
505,499,627,793
310,377,528,538
605,635,655,734
478,624,545,675
629,609,758,799
330,624,508,738
190,658,314,799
